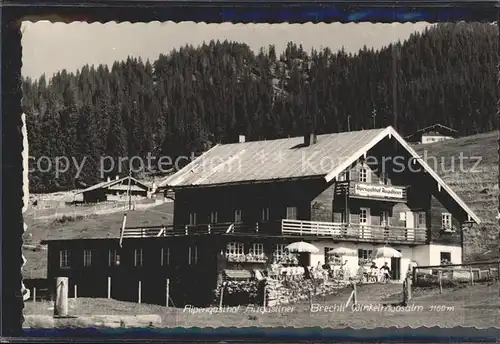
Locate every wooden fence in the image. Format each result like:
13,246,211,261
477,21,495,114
412,260,500,291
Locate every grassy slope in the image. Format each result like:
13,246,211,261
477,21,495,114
413,131,499,260
23,282,500,328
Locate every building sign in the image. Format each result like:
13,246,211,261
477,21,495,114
353,183,405,199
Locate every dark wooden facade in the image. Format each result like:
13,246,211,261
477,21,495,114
171,140,468,247
45,135,474,307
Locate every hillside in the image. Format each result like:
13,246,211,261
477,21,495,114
22,22,498,193
414,131,499,260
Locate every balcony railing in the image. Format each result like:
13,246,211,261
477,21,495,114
281,219,427,244
122,219,427,244
121,221,274,238
335,181,407,202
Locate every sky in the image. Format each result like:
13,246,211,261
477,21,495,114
21,21,430,79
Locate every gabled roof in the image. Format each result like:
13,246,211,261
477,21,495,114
160,126,480,225
324,126,480,224
74,176,150,195
404,124,458,140
158,128,387,188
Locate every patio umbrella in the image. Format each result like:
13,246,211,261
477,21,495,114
327,247,357,256
286,241,319,253
374,246,402,259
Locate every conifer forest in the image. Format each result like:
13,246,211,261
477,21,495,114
21,23,498,193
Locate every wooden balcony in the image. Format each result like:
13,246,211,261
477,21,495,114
335,181,407,202
121,221,275,239
281,219,427,245
121,219,427,245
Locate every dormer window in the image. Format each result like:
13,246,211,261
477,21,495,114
358,163,370,183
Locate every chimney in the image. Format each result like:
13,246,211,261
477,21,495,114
239,135,246,143
304,133,317,146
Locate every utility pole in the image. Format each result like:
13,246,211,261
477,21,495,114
127,169,132,210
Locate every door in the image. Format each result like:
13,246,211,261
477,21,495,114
359,207,371,239
286,206,297,220
234,209,242,224
390,257,401,280
405,211,415,241
298,252,311,267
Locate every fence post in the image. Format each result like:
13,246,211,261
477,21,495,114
138,280,142,304
108,277,111,299
406,276,412,301
352,282,357,307
263,284,267,308
54,277,69,317
439,270,443,294
166,278,170,307
469,266,474,286
33,287,37,303
402,279,407,305
219,283,225,310
74,284,77,299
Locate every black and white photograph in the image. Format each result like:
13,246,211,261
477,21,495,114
20,21,499,329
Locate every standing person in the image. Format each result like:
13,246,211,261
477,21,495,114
369,261,378,282
407,260,418,279
380,262,391,283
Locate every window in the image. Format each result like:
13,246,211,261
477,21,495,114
441,213,452,230
273,244,287,261
188,246,198,265
358,163,370,183
417,212,426,228
358,249,373,265
60,250,71,269
380,211,390,227
210,211,218,224
189,212,197,226
108,249,119,266
161,247,170,266
359,208,370,225
324,247,342,264
134,249,143,267
83,249,92,267
226,242,245,256
261,207,270,222
286,206,297,220
234,209,242,223
440,252,451,265
250,243,264,256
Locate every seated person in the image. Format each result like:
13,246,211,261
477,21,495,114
380,262,392,282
